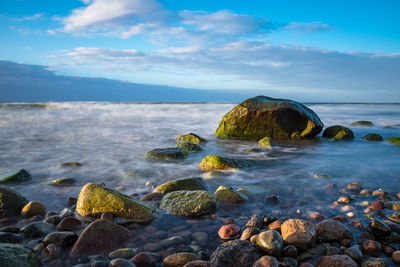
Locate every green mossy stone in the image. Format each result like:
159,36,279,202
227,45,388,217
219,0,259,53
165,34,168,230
214,186,248,204
176,142,203,152
144,148,186,160
363,133,383,141
199,155,254,171
0,186,28,218
258,137,277,149
215,96,323,140
154,177,208,194
0,169,31,184
50,177,76,186
0,243,42,267
176,133,206,144
160,190,217,217
76,183,160,223
387,137,400,146
322,125,354,140
237,185,269,197
350,120,374,127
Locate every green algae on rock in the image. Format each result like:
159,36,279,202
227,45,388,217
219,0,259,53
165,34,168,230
0,243,42,267
0,169,31,184
160,190,216,217
387,137,400,146
199,155,254,171
176,133,206,144
322,125,354,140
176,142,203,152
363,133,383,141
154,177,208,194
350,120,374,127
258,137,277,149
0,186,28,218
215,96,323,140
144,147,186,160
214,186,248,204
76,183,159,223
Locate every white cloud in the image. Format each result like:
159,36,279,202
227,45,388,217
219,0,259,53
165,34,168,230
15,13,45,21
284,22,333,33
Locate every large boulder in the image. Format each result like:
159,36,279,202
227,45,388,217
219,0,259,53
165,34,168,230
176,142,203,152
0,243,42,267
160,190,216,217
215,96,323,140
154,177,208,194
0,169,31,184
176,133,206,144
281,219,316,249
0,186,28,218
76,183,159,223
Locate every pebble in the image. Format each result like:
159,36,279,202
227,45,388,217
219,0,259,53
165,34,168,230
279,257,297,267
192,232,208,246
256,230,283,257
20,221,54,238
20,201,46,217
43,215,62,225
223,218,235,224
362,240,381,256
360,201,370,206
108,248,137,259
66,197,77,206
345,246,363,263
392,251,400,264
109,258,136,267
360,189,370,195
253,255,279,267
316,220,353,242
368,200,385,210
346,212,355,218
159,236,185,248
218,224,241,239
240,227,259,240
361,257,386,267
281,219,316,249
57,217,82,231
308,213,325,221
338,196,353,204
372,189,390,201
383,246,393,256
347,182,362,192
130,252,156,267
42,243,58,260
250,234,258,244
141,192,163,202
43,231,78,247
268,220,283,232
163,252,200,267
143,243,162,252
182,260,211,267
325,246,341,255
283,245,298,258
317,255,357,267
246,215,263,228
60,208,74,219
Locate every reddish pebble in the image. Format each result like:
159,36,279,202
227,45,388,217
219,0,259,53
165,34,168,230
308,213,325,221
368,200,385,210
0,226,20,233
340,239,352,247
66,197,77,207
331,215,348,222
253,255,278,267
218,224,241,239
57,217,82,231
224,218,235,224
145,226,158,233
268,220,282,232
130,252,156,267
362,240,381,256
101,212,114,223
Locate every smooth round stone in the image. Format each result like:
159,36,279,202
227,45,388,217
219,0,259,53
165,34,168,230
57,217,82,231
268,220,283,232
240,227,259,240
253,255,279,267
108,248,137,260
246,215,263,228
392,251,400,264
279,257,298,267
109,258,136,267
130,252,156,267
256,230,283,257
218,224,241,239
368,201,385,210
281,219,316,249
20,221,54,238
21,201,46,217
362,240,381,256
308,213,325,221
347,182,362,191
142,243,162,252
250,234,258,244
163,252,200,267
159,235,185,248
345,247,363,263
338,196,352,204
0,226,20,233
44,215,62,225
317,255,357,267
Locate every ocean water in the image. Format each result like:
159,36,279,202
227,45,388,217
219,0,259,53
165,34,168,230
0,103,400,236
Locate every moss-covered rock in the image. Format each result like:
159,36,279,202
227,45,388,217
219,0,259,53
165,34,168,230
387,137,400,146
176,133,206,144
322,125,354,140
0,186,28,218
350,120,374,127
76,183,159,223
144,148,186,160
154,177,208,194
214,186,248,204
199,155,254,171
363,133,383,141
160,190,216,217
0,169,31,184
176,142,203,152
215,96,323,140
258,137,277,149
50,177,76,186
0,243,41,267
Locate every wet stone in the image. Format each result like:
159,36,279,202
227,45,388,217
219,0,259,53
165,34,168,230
361,257,387,267
109,258,136,267
338,195,353,204
159,235,185,248
240,227,259,240
44,215,62,225
43,231,78,247
392,251,400,264
246,214,263,228
268,220,283,232
283,245,298,258
317,255,357,267
0,226,19,233
21,201,46,217
253,255,279,267
0,232,22,243
20,221,53,238
192,232,208,246
163,252,200,267
345,246,363,263
281,219,316,249
130,252,156,267
347,182,362,192
362,240,381,257
218,224,241,239
108,248,137,259
255,230,283,257
183,260,211,267
57,216,82,231
368,201,386,210
141,192,164,202
316,219,353,242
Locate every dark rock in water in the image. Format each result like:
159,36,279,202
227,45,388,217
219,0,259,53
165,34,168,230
368,218,391,238
69,219,135,262
256,230,283,257
141,192,164,202
363,133,383,141
350,120,374,127
361,257,386,267
317,255,357,267
387,137,400,146
345,247,363,263
388,213,400,224
163,252,200,267
0,169,31,184
50,177,76,186
362,240,381,256
58,162,82,167
210,239,263,267
108,248,137,259
176,133,206,144
57,217,82,231
253,256,279,267
43,231,78,247
316,220,353,241
258,137,277,149
199,155,255,171
176,142,203,152
160,190,216,217
154,177,208,194
144,147,186,160
322,125,354,140
0,232,23,243
20,221,54,238
109,258,136,267
246,215,263,228
130,252,156,267
0,243,42,267
0,186,28,218
215,96,323,140
183,260,211,267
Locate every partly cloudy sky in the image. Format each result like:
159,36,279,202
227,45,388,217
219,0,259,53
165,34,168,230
1,0,400,102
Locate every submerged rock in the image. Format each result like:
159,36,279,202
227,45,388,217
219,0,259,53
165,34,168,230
0,186,28,218
317,255,357,267
214,186,248,204
176,133,206,144
154,177,208,194
144,148,186,160
0,243,42,267
363,133,383,141
58,162,82,167
0,169,31,184
176,142,203,152
50,177,76,186
258,137,277,149
163,252,200,267
237,185,269,197
160,190,216,217
281,219,316,249
322,125,354,140
387,137,400,146
350,120,374,127
199,155,254,171
76,183,159,223
215,96,323,140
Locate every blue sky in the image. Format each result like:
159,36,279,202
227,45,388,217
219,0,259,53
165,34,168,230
1,0,400,102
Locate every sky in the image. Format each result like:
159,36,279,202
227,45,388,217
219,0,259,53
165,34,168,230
0,0,400,102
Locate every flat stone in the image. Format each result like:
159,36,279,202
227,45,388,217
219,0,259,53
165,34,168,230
57,217,83,231
130,252,156,267
20,221,54,238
